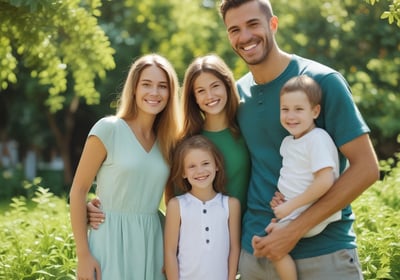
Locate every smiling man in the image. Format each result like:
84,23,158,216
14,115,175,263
219,0,379,279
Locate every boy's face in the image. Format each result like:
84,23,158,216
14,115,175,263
280,90,320,139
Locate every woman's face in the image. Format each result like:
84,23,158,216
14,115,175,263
193,72,228,117
135,65,169,116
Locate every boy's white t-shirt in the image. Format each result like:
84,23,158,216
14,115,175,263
278,127,341,234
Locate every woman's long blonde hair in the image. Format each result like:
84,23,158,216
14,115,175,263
116,54,181,164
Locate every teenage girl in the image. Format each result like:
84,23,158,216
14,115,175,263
165,54,250,216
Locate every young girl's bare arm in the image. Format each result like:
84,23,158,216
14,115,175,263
164,197,181,280
228,197,241,280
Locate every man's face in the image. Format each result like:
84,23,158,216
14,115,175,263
224,1,275,66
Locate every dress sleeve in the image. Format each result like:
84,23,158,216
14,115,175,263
88,116,117,164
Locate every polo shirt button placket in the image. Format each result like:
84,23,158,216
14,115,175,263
258,90,263,105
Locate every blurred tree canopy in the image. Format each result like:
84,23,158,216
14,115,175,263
366,0,400,27
0,0,115,111
0,0,115,184
0,0,399,188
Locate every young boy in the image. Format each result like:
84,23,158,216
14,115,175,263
267,75,341,280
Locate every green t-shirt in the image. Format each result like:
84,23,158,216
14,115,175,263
202,128,251,216
237,54,370,259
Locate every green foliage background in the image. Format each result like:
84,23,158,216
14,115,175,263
0,1,399,278
0,187,75,279
0,160,399,279
1,0,399,176
353,155,400,279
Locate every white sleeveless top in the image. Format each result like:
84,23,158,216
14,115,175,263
177,192,230,280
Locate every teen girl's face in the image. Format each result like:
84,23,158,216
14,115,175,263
193,72,228,117
280,90,320,139
135,65,169,116
182,148,218,191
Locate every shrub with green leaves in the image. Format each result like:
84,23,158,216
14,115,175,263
0,158,399,279
0,187,76,279
353,155,400,280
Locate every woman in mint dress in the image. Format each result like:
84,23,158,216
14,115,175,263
70,54,180,280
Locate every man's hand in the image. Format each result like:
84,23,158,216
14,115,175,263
252,222,301,261
87,197,105,229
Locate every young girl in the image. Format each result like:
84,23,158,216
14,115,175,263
267,75,341,280
69,54,180,280
165,54,250,215
164,135,241,280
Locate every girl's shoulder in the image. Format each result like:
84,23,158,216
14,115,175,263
227,196,241,214
167,196,180,208
165,196,181,217
227,196,240,207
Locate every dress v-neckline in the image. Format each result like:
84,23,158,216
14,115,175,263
120,119,156,154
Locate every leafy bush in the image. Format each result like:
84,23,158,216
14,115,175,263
0,187,76,279
0,168,66,200
0,160,399,279
353,155,400,280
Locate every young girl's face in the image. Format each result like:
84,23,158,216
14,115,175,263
182,148,218,191
280,90,320,139
135,65,169,116
193,72,228,117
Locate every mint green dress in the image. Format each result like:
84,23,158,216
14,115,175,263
88,116,168,279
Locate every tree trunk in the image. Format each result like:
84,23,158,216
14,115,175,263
46,96,80,187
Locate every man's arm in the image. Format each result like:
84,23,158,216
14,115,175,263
252,134,379,260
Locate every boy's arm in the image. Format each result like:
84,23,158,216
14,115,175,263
228,197,241,280
164,198,181,280
273,167,335,219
